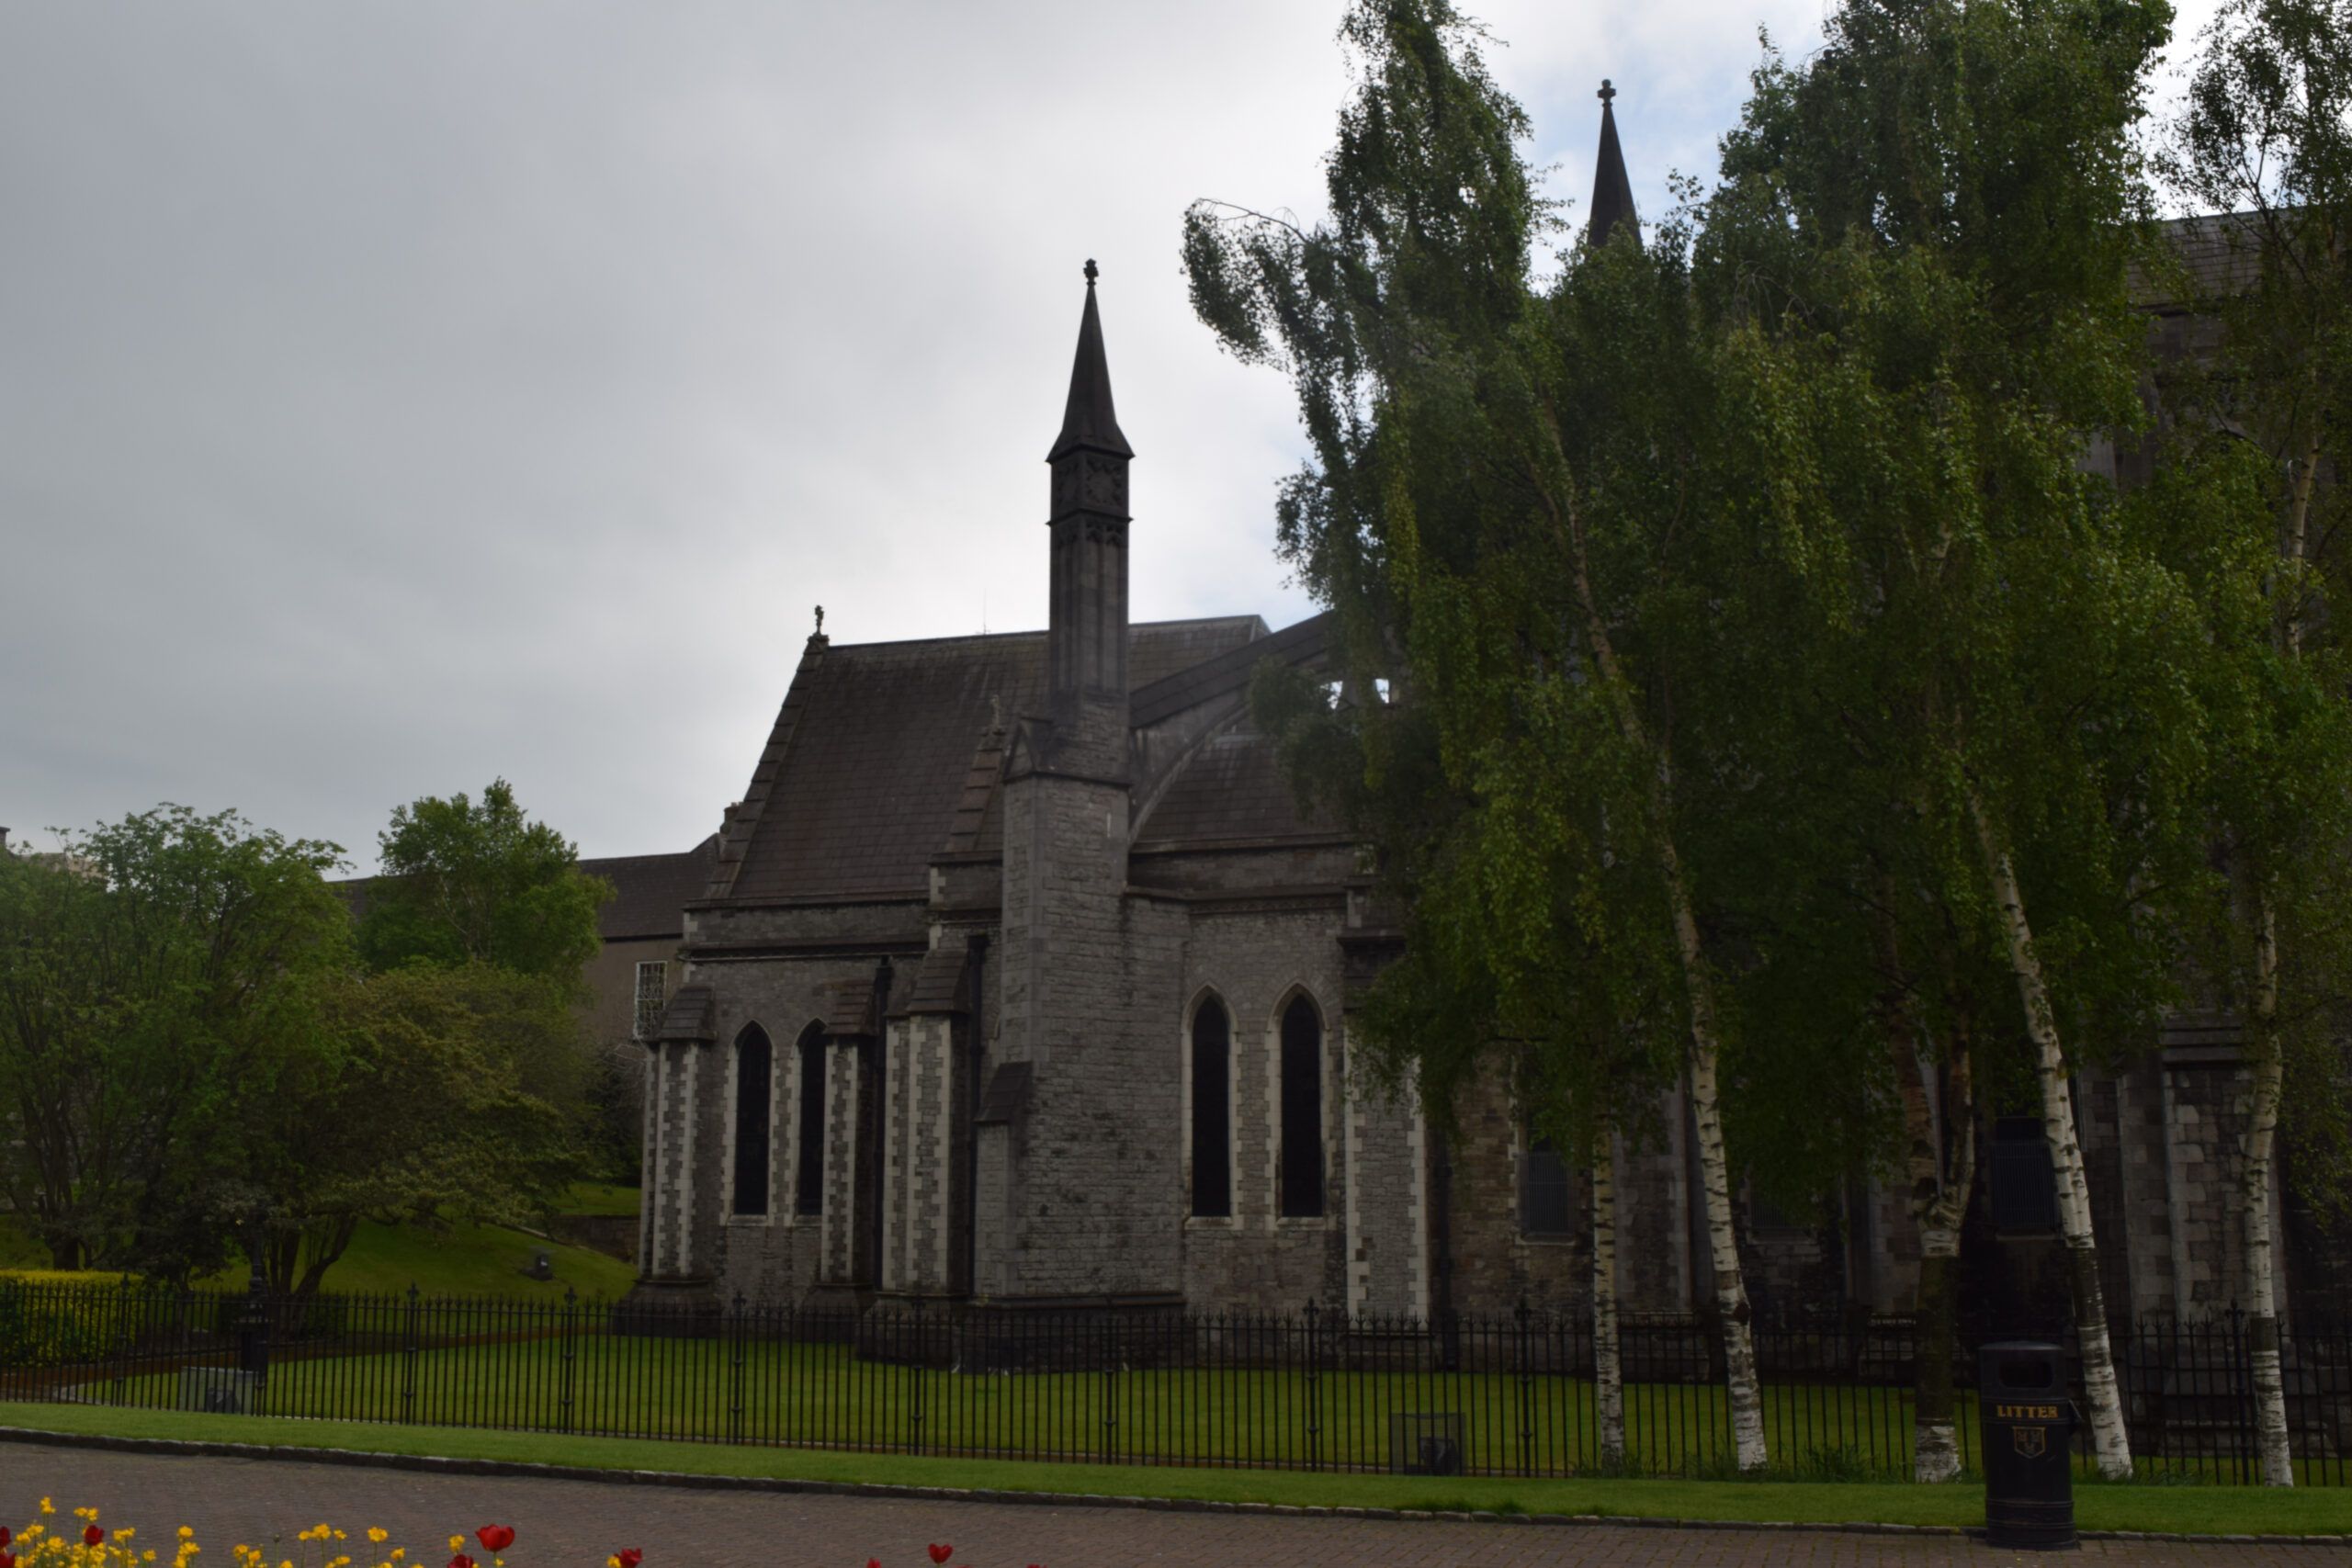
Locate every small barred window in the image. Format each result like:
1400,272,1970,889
632,961,668,1040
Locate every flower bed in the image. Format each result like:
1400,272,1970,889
4,1505,1044,1568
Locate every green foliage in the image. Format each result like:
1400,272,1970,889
358,778,610,985
241,962,596,1298
1197,0,2266,1242
0,807,350,1275
0,1277,121,1369
2155,0,2352,1222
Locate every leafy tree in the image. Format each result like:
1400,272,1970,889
2157,0,2352,1484
1193,0,1776,1468
358,779,609,985
0,808,348,1273
239,962,590,1300
1700,0,2191,1478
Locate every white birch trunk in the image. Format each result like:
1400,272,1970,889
1592,1132,1625,1470
2244,891,2294,1485
1687,1030,1769,1472
1540,458,1769,1475
1914,1222,1962,1483
1973,797,2133,1479
1881,891,1972,1483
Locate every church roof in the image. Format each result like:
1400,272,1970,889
712,615,1294,904
580,834,718,941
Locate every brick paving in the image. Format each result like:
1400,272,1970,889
0,1443,2344,1567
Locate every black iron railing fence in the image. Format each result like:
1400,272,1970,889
0,1280,2344,1483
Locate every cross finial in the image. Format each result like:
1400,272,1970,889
1599,79,1617,104
1084,258,1099,287
814,604,824,636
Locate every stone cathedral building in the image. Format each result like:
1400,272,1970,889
628,100,2347,1334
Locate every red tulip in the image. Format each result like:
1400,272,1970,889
449,1556,477,1568
476,1527,515,1552
928,1548,953,1565
616,1552,643,1568
1,1549,17,1568
84,1526,105,1548
1,1525,12,1546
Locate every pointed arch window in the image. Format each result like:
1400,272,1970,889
1278,995,1325,1218
794,1023,828,1217
730,1024,773,1218
1190,996,1232,1218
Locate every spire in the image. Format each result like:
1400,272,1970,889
1047,258,1132,461
1589,81,1640,249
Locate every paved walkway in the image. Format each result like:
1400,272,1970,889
1,1443,2344,1567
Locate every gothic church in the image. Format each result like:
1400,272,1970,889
629,96,2346,1334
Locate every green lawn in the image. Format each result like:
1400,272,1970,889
1,1400,2344,1536
0,1215,636,1301
32,1328,2331,1488
549,1184,642,1218
235,1220,637,1299
68,1331,1937,1477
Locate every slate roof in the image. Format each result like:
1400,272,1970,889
718,615,1343,904
652,983,717,1043
2138,213,2267,311
581,834,719,941
1136,723,1335,847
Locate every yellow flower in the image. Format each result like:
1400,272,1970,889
117,1528,135,1541
366,1531,386,1546
447,1540,462,1555
40,1499,55,1515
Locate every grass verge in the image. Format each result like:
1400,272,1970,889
2,1217,636,1300
1,1401,2344,1536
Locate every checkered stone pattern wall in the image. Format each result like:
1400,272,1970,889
880,1012,964,1295
650,936,911,1301
644,1041,713,1280
820,1036,871,1285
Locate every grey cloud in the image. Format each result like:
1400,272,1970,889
4,2,1848,868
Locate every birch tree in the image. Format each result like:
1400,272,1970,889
2157,0,2352,1484
1704,0,2196,1479
1192,1,1776,1471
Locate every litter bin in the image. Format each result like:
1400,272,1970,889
1979,1340,2076,1551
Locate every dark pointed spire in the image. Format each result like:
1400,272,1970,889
1047,258,1132,461
1589,81,1640,249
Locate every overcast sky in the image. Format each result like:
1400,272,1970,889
0,1,2224,871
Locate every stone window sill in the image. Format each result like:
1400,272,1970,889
1183,1214,1238,1231
1273,1214,1336,1232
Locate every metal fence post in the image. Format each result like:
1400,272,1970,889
1304,1298,1323,1472
1515,1299,1534,1478
399,1283,421,1427
559,1286,579,1436
728,1292,747,1445
908,1294,928,1456
1099,1310,1117,1466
